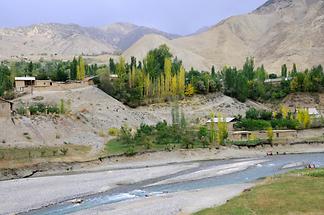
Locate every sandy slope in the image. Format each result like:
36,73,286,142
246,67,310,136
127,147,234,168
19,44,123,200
2,86,264,151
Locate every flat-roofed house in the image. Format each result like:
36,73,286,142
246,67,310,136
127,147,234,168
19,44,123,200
207,117,237,130
15,77,36,92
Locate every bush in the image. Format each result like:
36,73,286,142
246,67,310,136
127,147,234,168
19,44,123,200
246,108,272,120
108,127,120,136
17,106,27,115
227,139,267,147
305,169,324,177
234,119,271,131
29,103,46,115
60,148,68,155
271,119,299,130
48,105,60,114
3,91,15,100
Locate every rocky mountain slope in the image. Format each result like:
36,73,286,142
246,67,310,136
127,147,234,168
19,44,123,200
124,0,324,73
0,22,178,60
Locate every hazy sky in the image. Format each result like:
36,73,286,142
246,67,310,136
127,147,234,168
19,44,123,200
1,0,268,35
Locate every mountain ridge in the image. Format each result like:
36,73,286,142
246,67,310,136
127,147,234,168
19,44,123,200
123,0,324,73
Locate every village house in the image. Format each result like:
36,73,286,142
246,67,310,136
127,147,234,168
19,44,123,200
264,77,292,85
206,117,237,131
230,130,297,141
0,98,13,118
15,77,36,92
308,108,321,118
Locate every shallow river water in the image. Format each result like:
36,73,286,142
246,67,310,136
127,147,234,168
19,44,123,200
21,153,324,215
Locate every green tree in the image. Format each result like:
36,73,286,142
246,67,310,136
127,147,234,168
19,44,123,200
77,56,85,80
281,64,288,78
243,57,255,81
209,112,216,147
70,57,78,80
0,64,13,96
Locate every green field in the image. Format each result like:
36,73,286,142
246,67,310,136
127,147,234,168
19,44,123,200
104,138,208,156
0,145,91,168
195,169,324,215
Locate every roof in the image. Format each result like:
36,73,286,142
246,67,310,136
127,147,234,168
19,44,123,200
15,77,36,81
0,98,13,104
233,131,252,134
264,77,292,83
207,117,236,123
308,108,320,115
110,74,118,78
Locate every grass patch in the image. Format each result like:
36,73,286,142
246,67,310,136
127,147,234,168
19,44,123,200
0,145,91,162
227,139,269,147
194,169,324,215
104,139,176,156
103,138,207,156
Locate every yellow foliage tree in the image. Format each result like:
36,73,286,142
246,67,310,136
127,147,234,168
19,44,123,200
77,56,85,80
217,113,228,146
209,112,216,146
171,75,177,96
281,105,289,119
297,108,311,129
164,58,172,96
178,66,186,96
160,74,165,98
144,73,151,97
185,84,195,97
290,77,298,92
267,127,274,143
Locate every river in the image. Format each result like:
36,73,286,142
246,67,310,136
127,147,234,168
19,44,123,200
15,153,324,215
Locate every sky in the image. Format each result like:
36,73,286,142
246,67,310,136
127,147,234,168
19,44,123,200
1,0,268,35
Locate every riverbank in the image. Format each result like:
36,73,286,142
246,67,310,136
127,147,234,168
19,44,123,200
195,168,324,215
1,143,324,181
2,153,323,215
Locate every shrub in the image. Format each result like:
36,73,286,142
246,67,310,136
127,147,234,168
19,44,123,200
17,106,27,115
29,103,46,115
246,108,259,120
125,145,136,156
305,169,324,177
271,119,299,130
3,91,15,100
227,139,266,147
48,105,60,114
234,119,271,131
246,108,272,120
108,127,120,136
60,148,68,155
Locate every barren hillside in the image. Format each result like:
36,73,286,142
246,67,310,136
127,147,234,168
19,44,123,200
1,86,264,151
123,0,324,73
0,22,178,60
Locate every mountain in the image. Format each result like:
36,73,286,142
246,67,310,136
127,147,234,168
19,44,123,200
124,0,324,73
0,22,179,59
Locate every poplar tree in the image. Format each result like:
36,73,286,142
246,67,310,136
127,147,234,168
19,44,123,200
77,56,85,80
144,73,151,97
160,74,165,98
178,66,186,96
164,58,172,96
171,75,177,96
209,112,216,146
